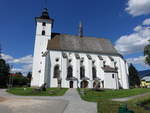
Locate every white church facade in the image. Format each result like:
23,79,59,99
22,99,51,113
31,8,129,89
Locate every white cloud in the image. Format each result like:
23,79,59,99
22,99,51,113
12,55,33,64
143,18,150,25
12,64,32,74
125,0,150,16
1,53,13,61
2,54,33,64
1,53,33,74
126,56,149,68
134,25,142,32
115,18,150,55
12,68,23,72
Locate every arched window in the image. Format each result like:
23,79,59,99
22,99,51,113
92,67,97,79
80,66,85,79
67,66,73,78
42,22,46,26
53,65,60,78
42,30,45,35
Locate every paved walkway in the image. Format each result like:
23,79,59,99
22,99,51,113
0,89,68,113
60,89,96,113
0,89,97,113
112,92,150,102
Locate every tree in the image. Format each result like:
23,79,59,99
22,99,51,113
12,72,28,86
144,40,150,66
0,58,10,88
128,64,141,87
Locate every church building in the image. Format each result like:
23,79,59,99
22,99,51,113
31,8,129,89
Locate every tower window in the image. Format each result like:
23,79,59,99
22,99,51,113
112,74,114,78
42,22,46,26
56,58,59,62
103,61,106,67
42,30,45,35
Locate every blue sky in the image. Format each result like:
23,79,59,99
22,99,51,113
0,0,150,74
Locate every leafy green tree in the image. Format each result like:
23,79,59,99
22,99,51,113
0,58,10,88
12,72,28,86
144,40,150,66
128,64,141,87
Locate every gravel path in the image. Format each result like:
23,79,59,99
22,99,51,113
111,92,150,102
60,89,97,113
0,89,97,113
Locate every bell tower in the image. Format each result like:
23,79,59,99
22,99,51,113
31,8,54,87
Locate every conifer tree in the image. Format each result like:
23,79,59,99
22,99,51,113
128,64,140,87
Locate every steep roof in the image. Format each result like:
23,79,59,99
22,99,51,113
47,33,121,56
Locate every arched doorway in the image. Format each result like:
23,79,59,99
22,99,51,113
70,81,73,88
93,80,100,88
80,80,88,88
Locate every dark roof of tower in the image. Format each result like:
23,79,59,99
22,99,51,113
36,8,53,20
47,33,122,57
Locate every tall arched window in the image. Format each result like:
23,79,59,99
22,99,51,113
80,66,85,79
67,66,73,78
53,65,59,78
92,67,97,79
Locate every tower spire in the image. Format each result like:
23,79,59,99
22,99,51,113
79,21,83,37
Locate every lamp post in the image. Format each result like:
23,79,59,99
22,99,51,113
8,65,13,89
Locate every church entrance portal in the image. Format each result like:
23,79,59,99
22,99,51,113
93,81,100,88
70,81,73,88
80,80,88,88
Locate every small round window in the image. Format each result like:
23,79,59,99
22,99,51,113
56,58,59,62
69,59,72,62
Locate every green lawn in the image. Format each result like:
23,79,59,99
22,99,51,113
78,88,150,102
97,96,150,113
77,88,150,113
7,87,68,96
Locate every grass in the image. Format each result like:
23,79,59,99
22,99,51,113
77,88,150,113
78,88,150,102
7,87,68,96
97,96,150,113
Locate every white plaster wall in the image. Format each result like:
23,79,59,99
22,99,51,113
37,50,129,89
104,73,118,89
118,57,129,89
36,19,52,37
31,19,52,87
49,51,62,87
